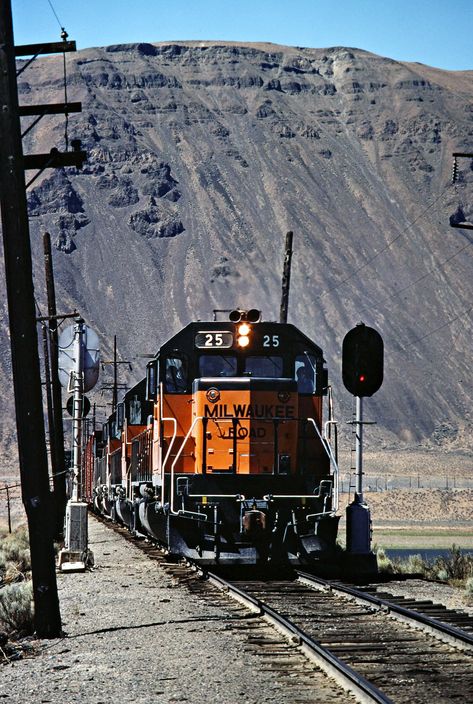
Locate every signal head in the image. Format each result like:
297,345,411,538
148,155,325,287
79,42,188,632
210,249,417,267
342,323,384,397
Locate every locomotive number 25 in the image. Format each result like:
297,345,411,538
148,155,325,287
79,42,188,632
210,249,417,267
195,331,233,349
263,334,279,348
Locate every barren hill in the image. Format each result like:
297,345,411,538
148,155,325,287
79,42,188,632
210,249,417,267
1,41,472,465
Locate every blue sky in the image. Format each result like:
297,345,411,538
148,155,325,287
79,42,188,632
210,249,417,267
11,0,473,71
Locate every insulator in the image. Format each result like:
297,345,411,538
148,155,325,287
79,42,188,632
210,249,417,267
452,157,458,184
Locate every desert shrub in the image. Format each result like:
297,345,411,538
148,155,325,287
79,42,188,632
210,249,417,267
432,545,473,581
464,577,473,600
387,545,473,584
376,547,394,573
0,582,34,635
435,569,449,582
0,526,31,583
391,553,430,577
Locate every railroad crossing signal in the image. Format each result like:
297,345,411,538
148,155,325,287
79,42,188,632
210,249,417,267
342,323,384,397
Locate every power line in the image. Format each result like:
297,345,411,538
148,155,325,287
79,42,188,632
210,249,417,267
355,228,472,322
319,183,452,300
46,0,63,30
408,304,473,348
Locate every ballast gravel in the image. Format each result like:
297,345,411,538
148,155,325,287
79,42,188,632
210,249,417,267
0,516,353,704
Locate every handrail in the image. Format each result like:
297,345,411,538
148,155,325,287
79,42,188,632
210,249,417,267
169,416,203,514
187,493,246,501
160,411,340,514
306,417,339,512
159,378,179,506
324,420,338,465
160,416,177,507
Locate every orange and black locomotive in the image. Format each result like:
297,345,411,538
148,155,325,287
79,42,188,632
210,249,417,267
86,309,340,564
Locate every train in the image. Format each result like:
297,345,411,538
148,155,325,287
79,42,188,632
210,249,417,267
84,308,341,565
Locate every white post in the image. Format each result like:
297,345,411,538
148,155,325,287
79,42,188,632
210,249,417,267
59,317,92,572
346,395,373,559
71,319,84,502
355,396,363,501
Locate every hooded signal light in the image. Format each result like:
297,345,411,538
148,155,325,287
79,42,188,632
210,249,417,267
229,308,261,323
246,309,261,323
229,309,242,322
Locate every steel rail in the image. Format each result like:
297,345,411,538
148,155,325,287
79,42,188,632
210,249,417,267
204,569,393,704
296,571,473,652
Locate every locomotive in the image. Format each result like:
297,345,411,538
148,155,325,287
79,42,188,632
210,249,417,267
85,309,341,565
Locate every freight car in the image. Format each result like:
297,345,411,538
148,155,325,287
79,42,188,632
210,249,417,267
85,309,341,564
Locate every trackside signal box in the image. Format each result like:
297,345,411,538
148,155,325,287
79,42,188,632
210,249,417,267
342,323,383,397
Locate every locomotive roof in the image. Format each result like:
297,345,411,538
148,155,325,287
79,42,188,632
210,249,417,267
157,320,324,358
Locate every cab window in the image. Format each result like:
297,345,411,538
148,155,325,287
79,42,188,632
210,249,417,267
295,354,316,394
165,357,188,393
129,395,142,425
199,355,237,377
245,356,283,378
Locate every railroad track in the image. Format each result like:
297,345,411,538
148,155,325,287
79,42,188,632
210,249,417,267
205,569,473,703
92,515,473,703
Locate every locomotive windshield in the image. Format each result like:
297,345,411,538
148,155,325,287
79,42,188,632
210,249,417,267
245,355,283,377
199,354,237,377
165,356,188,393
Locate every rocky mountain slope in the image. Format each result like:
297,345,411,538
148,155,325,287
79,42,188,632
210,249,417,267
1,40,472,465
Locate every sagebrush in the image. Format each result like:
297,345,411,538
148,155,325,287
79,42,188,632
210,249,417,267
0,581,34,634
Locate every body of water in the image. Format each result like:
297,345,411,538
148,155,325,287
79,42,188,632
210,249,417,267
385,548,473,562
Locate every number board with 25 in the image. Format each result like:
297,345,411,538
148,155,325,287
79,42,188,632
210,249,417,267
195,331,234,349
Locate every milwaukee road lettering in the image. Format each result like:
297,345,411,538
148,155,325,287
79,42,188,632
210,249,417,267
204,403,295,419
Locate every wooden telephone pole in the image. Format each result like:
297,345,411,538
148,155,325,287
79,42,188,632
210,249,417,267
0,1,85,636
43,232,68,536
280,231,293,324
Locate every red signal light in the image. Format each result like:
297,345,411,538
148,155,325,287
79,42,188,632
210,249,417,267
342,324,384,397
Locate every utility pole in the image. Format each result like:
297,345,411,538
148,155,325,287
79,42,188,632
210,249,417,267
0,1,61,637
43,232,67,535
41,321,56,475
113,335,118,412
102,335,130,411
280,231,293,324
